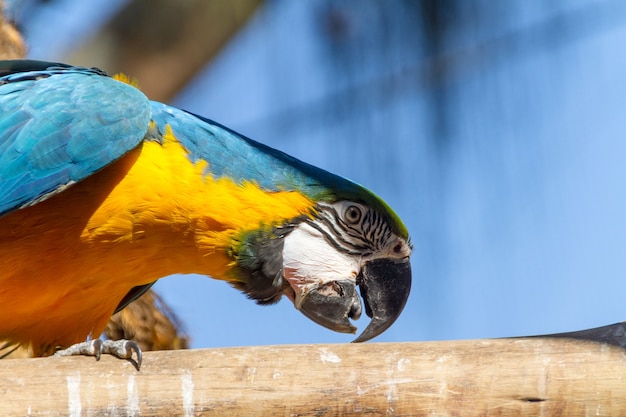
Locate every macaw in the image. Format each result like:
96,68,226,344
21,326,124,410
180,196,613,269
0,60,412,365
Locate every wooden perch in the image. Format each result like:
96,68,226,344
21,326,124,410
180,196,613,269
2,322,626,416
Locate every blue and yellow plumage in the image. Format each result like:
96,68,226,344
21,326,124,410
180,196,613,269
0,60,412,360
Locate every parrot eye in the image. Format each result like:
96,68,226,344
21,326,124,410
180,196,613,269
344,205,362,225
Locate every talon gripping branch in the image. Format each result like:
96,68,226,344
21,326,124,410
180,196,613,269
0,60,412,360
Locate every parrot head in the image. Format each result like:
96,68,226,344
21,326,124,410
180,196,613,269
283,199,411,343
218,144,413,342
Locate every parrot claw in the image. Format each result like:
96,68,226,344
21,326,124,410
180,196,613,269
54,339,143,370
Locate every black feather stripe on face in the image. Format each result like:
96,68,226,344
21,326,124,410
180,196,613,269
306,203,396,258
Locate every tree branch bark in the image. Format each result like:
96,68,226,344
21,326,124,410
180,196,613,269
2,322,626,416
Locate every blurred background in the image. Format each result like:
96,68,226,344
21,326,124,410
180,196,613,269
5,0,626,348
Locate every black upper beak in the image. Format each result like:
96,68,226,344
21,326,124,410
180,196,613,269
296,257,411,342
353,258,411,342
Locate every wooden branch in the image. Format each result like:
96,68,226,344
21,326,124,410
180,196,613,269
3,322,626,416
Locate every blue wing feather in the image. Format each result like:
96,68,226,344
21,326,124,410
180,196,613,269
0,62,151,216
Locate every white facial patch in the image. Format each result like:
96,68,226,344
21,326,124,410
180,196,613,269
282,222,360,309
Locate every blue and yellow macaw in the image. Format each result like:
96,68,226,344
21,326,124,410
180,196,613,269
0,60,412,364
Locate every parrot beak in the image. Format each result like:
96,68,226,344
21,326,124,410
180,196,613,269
297,257,411,342
352,258,411,342
297,279,362,334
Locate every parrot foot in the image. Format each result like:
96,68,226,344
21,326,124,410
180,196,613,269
53,339,142,370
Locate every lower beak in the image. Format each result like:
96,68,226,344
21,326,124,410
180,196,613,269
297,280,362,334
297,258,411,342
